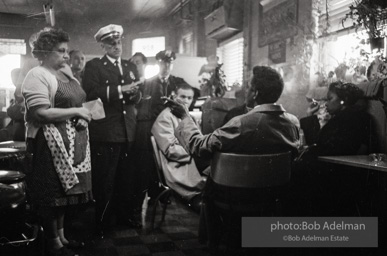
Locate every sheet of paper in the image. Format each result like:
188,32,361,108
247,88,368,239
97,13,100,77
82,98,105,120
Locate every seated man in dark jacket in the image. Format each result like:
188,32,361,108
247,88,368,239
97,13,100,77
167,65,300,247
169,66,300,158
168,65,301,201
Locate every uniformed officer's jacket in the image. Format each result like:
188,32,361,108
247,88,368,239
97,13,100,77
83,55,140,143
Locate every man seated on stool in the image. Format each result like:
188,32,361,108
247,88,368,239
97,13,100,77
151,83,207,212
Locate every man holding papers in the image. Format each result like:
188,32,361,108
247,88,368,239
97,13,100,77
83,24,142,237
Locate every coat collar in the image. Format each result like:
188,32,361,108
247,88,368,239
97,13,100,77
100,55,122,74
100,55,135,80
105,55,121,65
251,103,286,113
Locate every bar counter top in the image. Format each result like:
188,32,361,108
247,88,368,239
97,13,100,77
318,155,387,172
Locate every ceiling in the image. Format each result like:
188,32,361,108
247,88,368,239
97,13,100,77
0,0,183,24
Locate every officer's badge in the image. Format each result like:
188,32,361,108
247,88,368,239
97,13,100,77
130,71,135,80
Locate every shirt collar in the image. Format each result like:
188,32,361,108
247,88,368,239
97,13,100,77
159,75,170,82
252,103,286,113
106,55,121,65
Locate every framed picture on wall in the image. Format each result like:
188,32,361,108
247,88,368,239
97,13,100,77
258,0,298,47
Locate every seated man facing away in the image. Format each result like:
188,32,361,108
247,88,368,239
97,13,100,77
167,65,300,246
168,65,300,206
151,83,207,209
169,65,300,158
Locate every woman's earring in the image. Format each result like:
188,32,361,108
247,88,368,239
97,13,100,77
340,101,344,105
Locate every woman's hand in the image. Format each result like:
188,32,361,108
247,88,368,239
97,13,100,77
78,107,92,122
306,102,320,116
75,118,88,130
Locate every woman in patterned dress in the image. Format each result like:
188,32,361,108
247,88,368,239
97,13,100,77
22,28,92,256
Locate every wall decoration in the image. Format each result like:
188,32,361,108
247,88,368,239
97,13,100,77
258,0,298,47
268,40,286,64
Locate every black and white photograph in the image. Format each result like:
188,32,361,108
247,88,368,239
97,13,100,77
0,0,387,255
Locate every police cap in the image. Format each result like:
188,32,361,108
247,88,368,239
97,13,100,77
156,50,176,62
94,24,123,42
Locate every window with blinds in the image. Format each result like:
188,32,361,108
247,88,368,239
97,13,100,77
179,32,193,55
0,38,23,88
0,54,20,88
216,36,244,87
0,39,26,55
318,0,354,34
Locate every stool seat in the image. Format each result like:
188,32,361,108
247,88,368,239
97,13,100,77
0,141,26,150
0,170,25,184
0,148,23,153
0,183,25,209
0,170,26,209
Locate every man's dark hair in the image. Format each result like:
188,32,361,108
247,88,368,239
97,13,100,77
32,27,70,61
131,52,147,64
251,66,284,103
69,49,84,58
174,83,194,94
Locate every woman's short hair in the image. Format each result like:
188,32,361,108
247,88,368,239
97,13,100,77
251,66,284,103
31,27,69,61
130,52,147,65
328,81,364,106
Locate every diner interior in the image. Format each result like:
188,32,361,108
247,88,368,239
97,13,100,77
1,0,387,255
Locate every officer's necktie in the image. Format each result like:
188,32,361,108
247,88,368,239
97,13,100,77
161,78,168,96
114,60,122,75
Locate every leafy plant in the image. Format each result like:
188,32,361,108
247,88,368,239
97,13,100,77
343,0,387,38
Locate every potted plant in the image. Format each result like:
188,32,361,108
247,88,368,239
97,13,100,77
343,0,387,49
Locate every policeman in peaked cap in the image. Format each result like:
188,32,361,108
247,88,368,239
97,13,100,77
94,24,123,42
94,24,124,59
155,50,176,80
155,50,176,63
83,24,143,235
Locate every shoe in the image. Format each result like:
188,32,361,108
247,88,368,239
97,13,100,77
64,240,85,249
